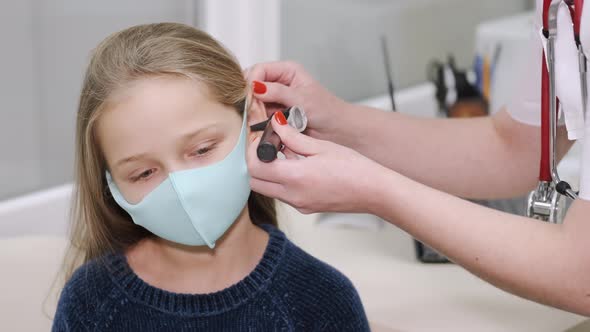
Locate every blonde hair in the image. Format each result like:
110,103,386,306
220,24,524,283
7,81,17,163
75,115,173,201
61,23,277,286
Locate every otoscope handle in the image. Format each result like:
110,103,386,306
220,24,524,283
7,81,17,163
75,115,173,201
257,120,281,162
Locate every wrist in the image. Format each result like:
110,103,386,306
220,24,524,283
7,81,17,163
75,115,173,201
325,101,365,148
363,163,397,216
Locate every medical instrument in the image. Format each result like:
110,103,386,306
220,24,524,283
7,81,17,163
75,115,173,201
527,0,585,223
252,106,307,162
249,106,307,132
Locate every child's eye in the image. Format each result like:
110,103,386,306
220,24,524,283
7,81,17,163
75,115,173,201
131,168,156,182
189,144,216,157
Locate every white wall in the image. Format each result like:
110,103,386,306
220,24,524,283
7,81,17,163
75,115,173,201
198,0,280,69
281,0,531,102
0,1,41,199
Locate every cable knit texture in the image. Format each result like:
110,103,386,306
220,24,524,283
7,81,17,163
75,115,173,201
52,225,370,331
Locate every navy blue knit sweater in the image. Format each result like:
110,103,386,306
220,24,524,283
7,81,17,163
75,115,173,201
52,225,370,331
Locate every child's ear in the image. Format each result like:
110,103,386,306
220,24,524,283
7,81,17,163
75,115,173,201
247,97,267,144
248,97,268,126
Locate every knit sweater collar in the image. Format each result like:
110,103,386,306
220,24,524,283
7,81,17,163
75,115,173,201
105,224,286,316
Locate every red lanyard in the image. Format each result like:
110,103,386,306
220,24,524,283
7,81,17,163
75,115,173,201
540,50,551,182
539,0,554,183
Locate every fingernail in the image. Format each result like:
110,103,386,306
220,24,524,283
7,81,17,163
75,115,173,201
253,81,267,94
275,111,287,125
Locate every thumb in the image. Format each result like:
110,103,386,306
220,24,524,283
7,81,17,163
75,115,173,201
271,112,323,156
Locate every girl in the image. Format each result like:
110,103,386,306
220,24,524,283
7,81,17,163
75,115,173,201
52,23,369,331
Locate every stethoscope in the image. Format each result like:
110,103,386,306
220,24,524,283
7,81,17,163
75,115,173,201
527,0,587,223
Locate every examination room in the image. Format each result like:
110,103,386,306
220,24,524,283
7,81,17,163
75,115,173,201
3,0,590,331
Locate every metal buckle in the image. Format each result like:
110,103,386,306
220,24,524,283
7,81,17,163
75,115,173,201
527,181,566,223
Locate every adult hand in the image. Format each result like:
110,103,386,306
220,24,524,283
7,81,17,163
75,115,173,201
245,61,351,142
247,112,388,215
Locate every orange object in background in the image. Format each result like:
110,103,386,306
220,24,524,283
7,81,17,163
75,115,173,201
448,99,488,118
482,55,491,102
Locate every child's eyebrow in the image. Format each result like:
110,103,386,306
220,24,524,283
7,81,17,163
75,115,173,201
115,153,149,168
179,123,222,143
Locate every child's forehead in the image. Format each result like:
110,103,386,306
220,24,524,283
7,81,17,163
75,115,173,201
95,77,239,150
105,77,226,121
111,76,212,105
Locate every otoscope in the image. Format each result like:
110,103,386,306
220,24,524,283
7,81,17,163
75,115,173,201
250,106,307,162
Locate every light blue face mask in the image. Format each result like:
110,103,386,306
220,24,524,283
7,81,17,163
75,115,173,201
106,108,250,248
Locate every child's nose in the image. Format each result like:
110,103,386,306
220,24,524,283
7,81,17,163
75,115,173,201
165,159,193,174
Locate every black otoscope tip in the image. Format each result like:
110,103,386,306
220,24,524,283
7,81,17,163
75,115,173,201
256,110,287,162
257,142,278,162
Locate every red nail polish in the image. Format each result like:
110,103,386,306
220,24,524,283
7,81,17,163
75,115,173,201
253,81,267,94
275,111,287,125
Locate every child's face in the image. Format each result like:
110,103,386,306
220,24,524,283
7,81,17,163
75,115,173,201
97,76,245,204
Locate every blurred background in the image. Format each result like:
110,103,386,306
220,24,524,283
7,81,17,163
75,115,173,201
1,0,533,200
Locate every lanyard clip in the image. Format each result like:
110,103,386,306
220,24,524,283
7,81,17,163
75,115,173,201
526,181,566,223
